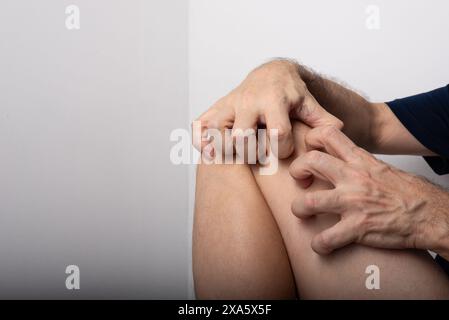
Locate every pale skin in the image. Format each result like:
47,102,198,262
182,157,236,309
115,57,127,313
194,123,449,299
289,125,449,258
192,59,449,298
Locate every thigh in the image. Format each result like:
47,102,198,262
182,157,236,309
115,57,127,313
193,162,296,299
252,122,449,299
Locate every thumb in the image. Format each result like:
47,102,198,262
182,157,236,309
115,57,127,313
295,92,343,130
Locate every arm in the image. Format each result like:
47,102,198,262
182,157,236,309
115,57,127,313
192,59,343,159
253,122,449,298
297,64,436,156
289,125,449,262
193,58,442,159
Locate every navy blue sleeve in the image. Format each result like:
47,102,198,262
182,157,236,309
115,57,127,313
386,85,449,175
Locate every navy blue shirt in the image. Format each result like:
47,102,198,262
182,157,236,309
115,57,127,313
387,85,449,175
387,86,449,272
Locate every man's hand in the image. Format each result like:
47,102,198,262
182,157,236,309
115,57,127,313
289,125,449,258
193,59,342,159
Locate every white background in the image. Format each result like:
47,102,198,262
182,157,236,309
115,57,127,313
189,0,449,297
1,0,449,299
0,0,189,298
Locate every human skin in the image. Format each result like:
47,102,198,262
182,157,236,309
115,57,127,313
192,58,449,258
289,125,449,260
296,63,436,156
192,59,343,159
193,154,297,299
193,122,449,299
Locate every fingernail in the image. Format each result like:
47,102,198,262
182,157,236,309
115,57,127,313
203,144,214,161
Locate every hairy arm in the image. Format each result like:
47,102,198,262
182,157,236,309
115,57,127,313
297,63,436,156
193,58,437,158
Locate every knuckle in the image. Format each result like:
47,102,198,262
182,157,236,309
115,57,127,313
306,150,322,164
271,89,288,103
303,96,316,113
373,160,391,174
331,117,344,129
351,145,363,153
304,193,316,210
350,146,365,159
289,90,301,104
350,146,375,163
317,233,333,253
292,86,306,103
320,125,339,140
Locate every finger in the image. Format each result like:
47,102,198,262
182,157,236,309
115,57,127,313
294,92,343,129
192,106,234,152
291,189,343,218
191,119,209,152
232,109,259,160
311,218,358,255
289,150,348,187
256,126,270,164
305,125,360,162
232,108,258,137
201,143,215,164
264,106,294,159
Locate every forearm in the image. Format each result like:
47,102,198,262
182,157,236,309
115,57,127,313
297,64,436,155
421,181,449,260
297,64,380,151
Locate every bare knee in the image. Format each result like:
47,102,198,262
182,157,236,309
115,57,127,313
193,162,297,299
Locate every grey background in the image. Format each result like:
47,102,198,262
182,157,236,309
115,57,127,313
189,0,449,297
0,0,189,298
0,0,448,299
189,0,449,199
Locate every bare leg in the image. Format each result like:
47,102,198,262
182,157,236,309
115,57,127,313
252,122,449,299
193,162,296,299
